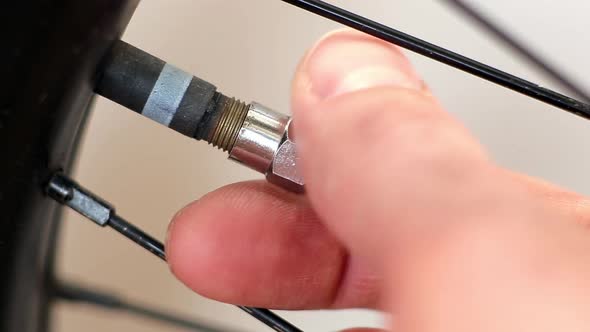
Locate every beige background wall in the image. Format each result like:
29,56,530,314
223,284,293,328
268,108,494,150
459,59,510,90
52,1,590,331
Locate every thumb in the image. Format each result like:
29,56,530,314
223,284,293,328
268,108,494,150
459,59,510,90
292,29,590,332
291,29,500,263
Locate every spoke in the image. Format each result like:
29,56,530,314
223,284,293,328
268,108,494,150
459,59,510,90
443,0,590,102
108,214,303,332
55,281,231,332
279,0,590,119
46,173,304,332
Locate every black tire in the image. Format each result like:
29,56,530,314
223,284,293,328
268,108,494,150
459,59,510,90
0,1,139,331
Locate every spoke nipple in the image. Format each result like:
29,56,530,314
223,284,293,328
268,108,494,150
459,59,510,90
46,173,74,203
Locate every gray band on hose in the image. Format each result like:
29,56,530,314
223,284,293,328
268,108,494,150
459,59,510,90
141,64,193,126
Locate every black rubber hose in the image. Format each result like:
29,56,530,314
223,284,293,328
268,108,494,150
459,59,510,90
95,41,220,138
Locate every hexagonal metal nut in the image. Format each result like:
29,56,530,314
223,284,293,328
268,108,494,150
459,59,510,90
266,138,305,194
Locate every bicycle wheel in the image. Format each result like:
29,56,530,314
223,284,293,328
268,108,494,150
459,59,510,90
3,1,589,332
0,1,139,331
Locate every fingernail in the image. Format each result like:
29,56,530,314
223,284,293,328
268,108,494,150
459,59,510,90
304,29,422,100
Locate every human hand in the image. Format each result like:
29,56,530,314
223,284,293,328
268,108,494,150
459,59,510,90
166,29,590,332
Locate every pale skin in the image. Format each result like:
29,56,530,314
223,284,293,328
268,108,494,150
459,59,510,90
166,29,590,331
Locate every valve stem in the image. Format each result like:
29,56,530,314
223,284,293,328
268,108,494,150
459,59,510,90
95,40,303,193
207,97,249,152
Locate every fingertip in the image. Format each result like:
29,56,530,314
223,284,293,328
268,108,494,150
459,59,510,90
165,181,347,308
166,181,299,282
